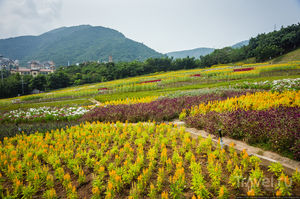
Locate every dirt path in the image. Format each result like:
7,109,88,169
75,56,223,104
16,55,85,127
88,98,102,106
171,120,300,176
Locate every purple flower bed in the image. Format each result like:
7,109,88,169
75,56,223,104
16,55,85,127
81,91,250,123
185,106,300,160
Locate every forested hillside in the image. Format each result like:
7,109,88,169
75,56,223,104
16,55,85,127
200,23,300,66
0,25,162,66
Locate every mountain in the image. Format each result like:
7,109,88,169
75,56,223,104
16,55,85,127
0,25,163,66
166,40,249,59
231,40,249,49
166,47,214,59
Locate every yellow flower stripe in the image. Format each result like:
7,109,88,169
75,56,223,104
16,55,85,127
189,90,300,116
99,96,159,106
1,61,299,105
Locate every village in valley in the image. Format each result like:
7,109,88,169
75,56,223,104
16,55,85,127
0,55,55,77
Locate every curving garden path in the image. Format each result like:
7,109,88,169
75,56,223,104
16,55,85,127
171,120,300,176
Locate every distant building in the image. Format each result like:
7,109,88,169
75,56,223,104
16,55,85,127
42,61,55,70
10,60,55,77
28,60,42,69
108,56,113,63
0,55,18,69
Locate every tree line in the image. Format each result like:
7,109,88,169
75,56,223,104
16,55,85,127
200,23,300,65
0,56,201,98
1,23,300,99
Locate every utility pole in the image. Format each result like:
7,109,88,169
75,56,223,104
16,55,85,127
21,75,24,94
0,65,3,84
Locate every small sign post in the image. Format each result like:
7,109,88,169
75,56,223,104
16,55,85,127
219,129,224,149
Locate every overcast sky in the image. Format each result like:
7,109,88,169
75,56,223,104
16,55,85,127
0,0,300,53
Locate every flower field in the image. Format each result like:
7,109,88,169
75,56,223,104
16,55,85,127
0,106,89,123
234,78,300,91
1,61,299,106
98,96,159,107
0,122,299,198
185,90,299,116
182,90,300,160
0,61,299,198
81,91,250,123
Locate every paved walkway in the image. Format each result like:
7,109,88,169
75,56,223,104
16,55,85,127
88,98,102,106
171,120,300,175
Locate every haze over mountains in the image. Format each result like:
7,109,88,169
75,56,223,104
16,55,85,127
166,40,249,59
0,25,249,66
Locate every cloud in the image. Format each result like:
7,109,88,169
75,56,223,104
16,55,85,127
0,0,299,52
0,0,62,38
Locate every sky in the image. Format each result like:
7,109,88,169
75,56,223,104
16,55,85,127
0,0,300,53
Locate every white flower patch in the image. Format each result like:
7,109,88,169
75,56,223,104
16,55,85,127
0,106,89,122
235,78,300,91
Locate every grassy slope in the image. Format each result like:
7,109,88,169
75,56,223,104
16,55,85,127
2,72,299,112
232,48,300,65
271,48,300,63
1,53,300,111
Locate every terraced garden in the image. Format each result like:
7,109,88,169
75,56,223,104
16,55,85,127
0,62,299,198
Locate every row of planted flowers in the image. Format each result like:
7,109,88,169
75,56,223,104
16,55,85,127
182,90,299,116
97,96,160,107
0,96,161,123
0,122,299,198
0,106,90,123
180,90,300,160
234,78,300,92
81,91,251,123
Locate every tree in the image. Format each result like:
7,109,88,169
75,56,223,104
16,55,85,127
48,72,70,89
30,75,47,91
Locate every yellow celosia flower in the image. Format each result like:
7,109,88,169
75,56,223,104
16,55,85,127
63,173,71,181
247,189,255,196
161,191,169,199
108,182,113,190
49,188,56,197
276,190,282,196
92,186,99,195
188,90,300,116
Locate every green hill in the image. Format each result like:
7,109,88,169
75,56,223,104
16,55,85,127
0,25,163,66
271,47,300,63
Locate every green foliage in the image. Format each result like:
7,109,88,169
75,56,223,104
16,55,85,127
22,183,36,199
199,23,300,65
30,75,47,91
268,162,284,177
48,71,71,90
249,167,264,195
229,166,244,189
217,185,229,199
249,156,261,168
276,173,292,196
0,74,32,98
42,188,57,199
272,47,300,63
292,169,300,185
0,121,80,141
